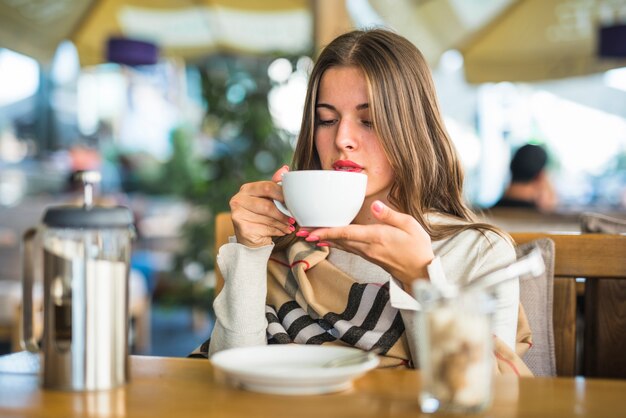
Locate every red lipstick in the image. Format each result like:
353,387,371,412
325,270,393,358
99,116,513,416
332,160,364,172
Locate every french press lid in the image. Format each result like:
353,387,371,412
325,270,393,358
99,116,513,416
42,171,133,229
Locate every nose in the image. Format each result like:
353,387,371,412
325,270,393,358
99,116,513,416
335,119,358,151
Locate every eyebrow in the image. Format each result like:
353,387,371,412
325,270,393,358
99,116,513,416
316,103,369,111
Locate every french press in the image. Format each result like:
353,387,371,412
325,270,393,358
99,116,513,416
22,171,134,391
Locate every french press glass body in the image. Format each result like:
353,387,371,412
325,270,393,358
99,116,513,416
22,171,134,391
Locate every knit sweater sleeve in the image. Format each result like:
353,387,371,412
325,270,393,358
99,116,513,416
393,230,519,353
468,231,519,350
425,229,519,350
208,242,272,357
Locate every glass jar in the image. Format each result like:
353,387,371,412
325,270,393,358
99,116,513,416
414,283,495,414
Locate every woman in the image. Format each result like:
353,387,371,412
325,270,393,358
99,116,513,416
206,29,526,369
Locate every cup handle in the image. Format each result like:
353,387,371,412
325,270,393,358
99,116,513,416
273,199,292,217
272,180,293,217
22,228,39,352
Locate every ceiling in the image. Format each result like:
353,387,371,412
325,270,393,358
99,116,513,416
0,0,312,67
368,0,626,83
1,0,625,82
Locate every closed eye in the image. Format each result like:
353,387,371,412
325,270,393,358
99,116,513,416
317,118,337,127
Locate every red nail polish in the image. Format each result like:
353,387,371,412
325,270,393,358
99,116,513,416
317,242,330,247
296,231,310,237
305,234,319,242
288,217,296,224
288,225,295,232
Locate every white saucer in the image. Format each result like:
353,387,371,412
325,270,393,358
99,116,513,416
211,345,380,395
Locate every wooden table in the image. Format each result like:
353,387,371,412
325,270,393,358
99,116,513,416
1,356,626,418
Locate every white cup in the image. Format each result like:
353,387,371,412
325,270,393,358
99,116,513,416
274,170,367,227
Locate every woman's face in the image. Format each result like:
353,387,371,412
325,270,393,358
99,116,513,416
314,65,395,206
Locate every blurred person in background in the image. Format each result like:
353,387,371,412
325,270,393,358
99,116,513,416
493,144,557,212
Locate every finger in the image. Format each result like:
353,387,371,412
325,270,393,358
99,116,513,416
235,209,294,236
370,200,415,232
234,221,292,247
235,182,286,206
248,222,293,238
231,195,292,226
295,227,313,237
271,165,290,182
317,239,364,255
306,226,373,244
261,221,294,237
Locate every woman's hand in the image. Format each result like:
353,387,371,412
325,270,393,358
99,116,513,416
303,200,434,285
229,165,295,248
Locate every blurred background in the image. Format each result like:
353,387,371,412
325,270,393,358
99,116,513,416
0,0,625,357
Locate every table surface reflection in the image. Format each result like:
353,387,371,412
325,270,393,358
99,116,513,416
1,356,626,418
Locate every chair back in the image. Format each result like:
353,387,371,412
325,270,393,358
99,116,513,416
511,232,626,377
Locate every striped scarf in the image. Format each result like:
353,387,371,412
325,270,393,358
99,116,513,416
265,240,411,368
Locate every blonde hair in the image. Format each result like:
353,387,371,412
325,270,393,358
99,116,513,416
282,28,504,245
